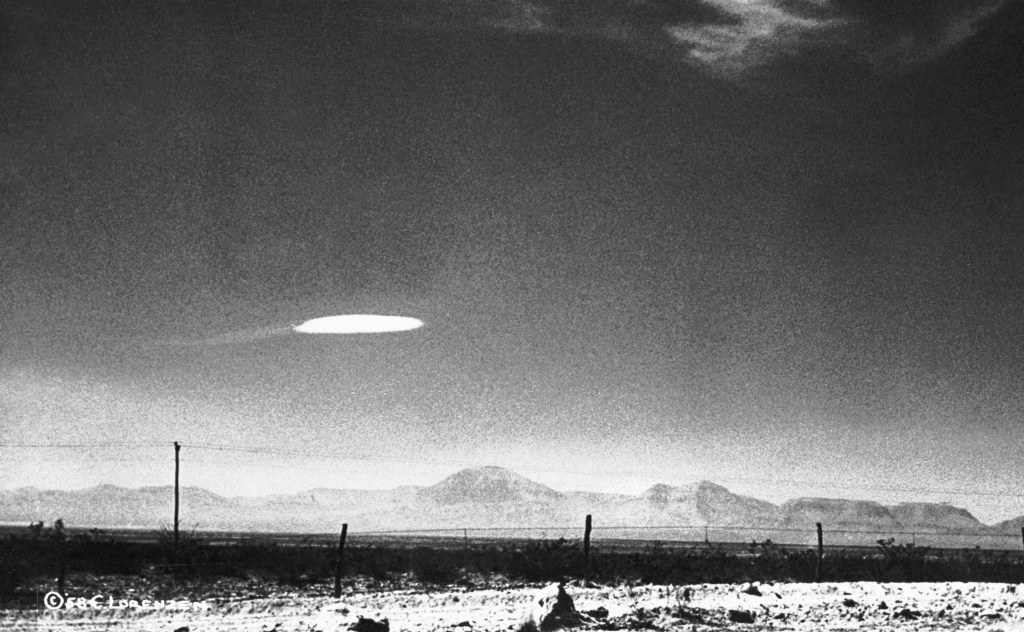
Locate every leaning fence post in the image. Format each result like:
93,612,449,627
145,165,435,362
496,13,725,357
815,523,823,582
333,523,348,599
583,515,592,586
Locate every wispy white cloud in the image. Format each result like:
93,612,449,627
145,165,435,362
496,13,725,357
679,0,1014,78
143,315,425,348
385,0,1011,80
664,0,845,76
859,0,1007,73
147,325,294,349
485,0,552,32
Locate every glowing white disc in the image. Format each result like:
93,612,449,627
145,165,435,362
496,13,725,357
293,315,424,334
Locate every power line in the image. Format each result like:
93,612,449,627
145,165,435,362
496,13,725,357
0,442,167,449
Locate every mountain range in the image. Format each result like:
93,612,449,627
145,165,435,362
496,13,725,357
1,467,1020,545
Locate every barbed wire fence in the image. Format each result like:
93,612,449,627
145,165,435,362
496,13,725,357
3,441,1024,600
6,515,1024,600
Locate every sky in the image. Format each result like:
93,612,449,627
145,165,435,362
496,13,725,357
2,0,1023,526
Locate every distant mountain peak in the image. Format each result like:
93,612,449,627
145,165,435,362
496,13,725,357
888,502,985,532
634,480,783,527
90,483,127,492
417,466,562,505
691,480,729,493
641,480,728,504
2,471,1017,535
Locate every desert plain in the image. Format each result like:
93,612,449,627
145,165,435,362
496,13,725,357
4,573,1024,632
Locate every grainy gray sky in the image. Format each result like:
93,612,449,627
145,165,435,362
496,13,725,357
2,0,1023,524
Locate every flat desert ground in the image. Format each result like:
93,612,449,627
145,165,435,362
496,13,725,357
3,578,1023,631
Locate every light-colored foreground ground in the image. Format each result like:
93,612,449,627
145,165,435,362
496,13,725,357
3,581,1023,631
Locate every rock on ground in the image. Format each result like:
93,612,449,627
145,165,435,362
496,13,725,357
523,583,593,631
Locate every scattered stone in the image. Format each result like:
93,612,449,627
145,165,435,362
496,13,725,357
173,627,189,632
584,607,608,619
981,610,1003,620
878,601,888,610
673,607,706,623
739,583,761,597
728,609,756,624
350,616,390,632
842,598,858,608
620,617,658,630
523,583,591,631
894,608,919,620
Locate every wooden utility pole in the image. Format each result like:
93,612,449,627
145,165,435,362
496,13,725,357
583,515,592,586
174,442,180,545
333,523,348,599
815,523,823,582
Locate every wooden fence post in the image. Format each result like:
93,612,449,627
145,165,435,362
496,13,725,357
583,515,592,586
333,524,348,599
815,523,823,582
174,442,180,545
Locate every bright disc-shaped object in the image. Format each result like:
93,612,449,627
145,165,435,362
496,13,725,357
293,314,424,334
